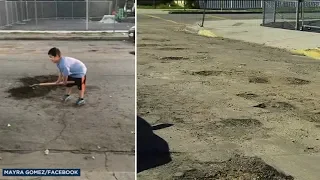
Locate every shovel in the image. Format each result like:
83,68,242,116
29,81,75,88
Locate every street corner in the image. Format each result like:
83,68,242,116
292,48,320,60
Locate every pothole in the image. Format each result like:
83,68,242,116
157,47,187,51
236,93,259,99
191,70,223,76
172,155,294,180
88,49,98,52
253,102,295,111
159,56,189,61
138,44,159,47
249,77,269,84
141,38,170,42
286,77,310,85
7,75,59,99
271,102,295,110
304,112,320,123
129,51,135,55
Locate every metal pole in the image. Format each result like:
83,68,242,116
296,0,300,30
34,0,37,26
262,0,265,25
86,0,89,30
273,0,276,23
11,2,13,24
55,1,58,20
183,0,185,11
20,0,23,21
5,0,9,26
41,2,43,19
72,2,74,19
26,1,29,20
301,0,304,29
15,2,18,22
200,0,207,27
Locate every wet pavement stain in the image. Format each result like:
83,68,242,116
7,75,59,99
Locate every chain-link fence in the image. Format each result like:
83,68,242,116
0,0,134,31
262,0,299,30
301,0,320,30
262,0,320,31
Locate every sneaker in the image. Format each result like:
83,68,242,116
76,98,85,106
61,94,71,102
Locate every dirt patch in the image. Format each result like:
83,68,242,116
286,77,310,85
173,155,293,180
249,77,269,84
236,92,259,99
7,75,59,99
159,56,189,61
221,118,262,128
232,22,244,26
191,70,222,76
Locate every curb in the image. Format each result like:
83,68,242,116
0,32,130,41
169,11,261,14
292,48,320,60
185,25,218,38
0,36,130,41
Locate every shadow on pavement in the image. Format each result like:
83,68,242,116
137,116,173,173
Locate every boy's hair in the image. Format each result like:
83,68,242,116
48,47,61,57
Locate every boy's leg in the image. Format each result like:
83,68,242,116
76,76,86,105
62,76,75,102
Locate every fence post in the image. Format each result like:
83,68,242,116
26,1,29,20
56,1,58,20
15,2,19,23
86,0,89,30
72,2,74,19
295,0,300,30
34,0,37,25
5,0,9,26
41,2,43,19
20,0,23,21
273,0,276,23
10,2,14,24
301,0,304,29
262,0,265,25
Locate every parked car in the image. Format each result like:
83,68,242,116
128,26,135,42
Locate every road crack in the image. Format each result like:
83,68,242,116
43,112,67,148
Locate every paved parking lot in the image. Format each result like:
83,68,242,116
0,40,135,180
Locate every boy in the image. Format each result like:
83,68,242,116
48,47,87,106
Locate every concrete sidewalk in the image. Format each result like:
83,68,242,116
187,19,320,59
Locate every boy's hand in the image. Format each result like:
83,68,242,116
55,80,61,84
